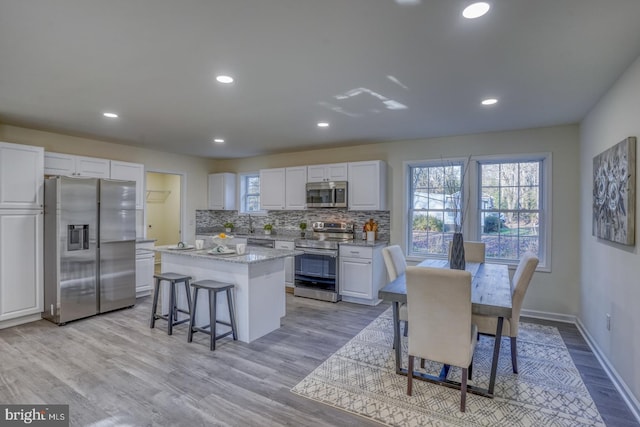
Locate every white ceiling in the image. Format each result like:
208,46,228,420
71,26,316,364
1,1,640,159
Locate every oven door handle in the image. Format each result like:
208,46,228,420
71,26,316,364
298,249,338,258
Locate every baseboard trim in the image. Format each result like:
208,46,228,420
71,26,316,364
522,308,640,423
575,318,640,424
520,308,576,324
0,313,42,330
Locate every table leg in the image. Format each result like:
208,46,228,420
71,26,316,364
392,301,402,374
488,316,504,394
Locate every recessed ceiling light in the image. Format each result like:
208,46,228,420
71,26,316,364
317,122,330,128
103,112,118,118
216,75,234,84
463,2,490,19
213,138,225,143
481,98,498,105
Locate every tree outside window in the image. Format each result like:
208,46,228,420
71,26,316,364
407,154,549,268
408,162,463,257
240,173,262,213
479,161,541,261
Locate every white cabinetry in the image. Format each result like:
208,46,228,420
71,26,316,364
208,173,236,210
285,166,307,210
259,168,286,210
348,160,387,211
135,241,155,298
260,166,308,211
307,163,348,182
111,161,145,210
275,240,295,288
339,244,385,305
0,211,43,322
0,141,44,327
0,143,44,209
44,152,110,178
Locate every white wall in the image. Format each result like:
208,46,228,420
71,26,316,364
221,124,581,316
580,54,640,405
0,124,213,243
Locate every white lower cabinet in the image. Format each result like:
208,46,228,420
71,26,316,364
275,240,295,288
0,210,43,323
135,241,155,297
339,244,386,305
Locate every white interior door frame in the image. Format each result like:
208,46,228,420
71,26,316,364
144,169,187,241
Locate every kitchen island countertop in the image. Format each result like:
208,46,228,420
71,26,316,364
154,245,301,264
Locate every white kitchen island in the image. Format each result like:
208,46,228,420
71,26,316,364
154,246,299,343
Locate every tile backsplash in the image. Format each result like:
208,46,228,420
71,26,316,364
196,209,390,241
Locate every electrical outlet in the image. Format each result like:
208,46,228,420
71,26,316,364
606,313,611,331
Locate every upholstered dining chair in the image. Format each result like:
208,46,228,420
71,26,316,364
405,266,477,412
448,241,486,263
472,251,539,373
382,245,409,335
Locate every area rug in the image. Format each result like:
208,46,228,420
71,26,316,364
291,308,604,426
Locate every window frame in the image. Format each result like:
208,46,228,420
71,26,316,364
404,152,552,271
405,157,468,259
238,172,267,216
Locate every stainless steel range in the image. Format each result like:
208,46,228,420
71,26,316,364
294,221,354,302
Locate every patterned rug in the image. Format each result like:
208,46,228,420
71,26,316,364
291,308,604,426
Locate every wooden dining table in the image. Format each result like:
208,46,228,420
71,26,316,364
378,259,511,398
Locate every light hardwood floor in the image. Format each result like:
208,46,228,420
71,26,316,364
0,295,637,427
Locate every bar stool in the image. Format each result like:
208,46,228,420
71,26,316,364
188,280,238,351
150,272,193,335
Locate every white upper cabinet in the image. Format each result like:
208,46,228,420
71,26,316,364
260,168,286,210
307,163,348,182
285,166,307,210
45,152,110,178
208,173,236,210
260,167,308,210
110,161,145,210
0,142,44,209
348,160,387,211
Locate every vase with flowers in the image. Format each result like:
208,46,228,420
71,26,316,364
447,157,471,270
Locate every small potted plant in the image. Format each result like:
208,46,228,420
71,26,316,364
223,222,234,233
299,222,307,237
263,223,273,235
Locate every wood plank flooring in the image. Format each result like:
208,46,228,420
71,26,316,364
0,296,636,427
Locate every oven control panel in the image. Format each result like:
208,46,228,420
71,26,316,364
311,222,353,232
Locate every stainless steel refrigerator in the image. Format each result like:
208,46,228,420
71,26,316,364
43,176,136,324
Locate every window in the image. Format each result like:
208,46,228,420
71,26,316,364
408,160,465,257
478,159,544,263
239,172,263,214
406,153,551,269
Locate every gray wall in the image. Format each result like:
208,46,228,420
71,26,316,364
580,53,640,407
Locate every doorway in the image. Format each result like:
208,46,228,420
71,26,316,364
145,171,184,271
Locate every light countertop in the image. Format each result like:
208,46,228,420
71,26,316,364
154,245,301,265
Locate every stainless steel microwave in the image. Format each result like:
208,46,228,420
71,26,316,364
306,181,348,208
